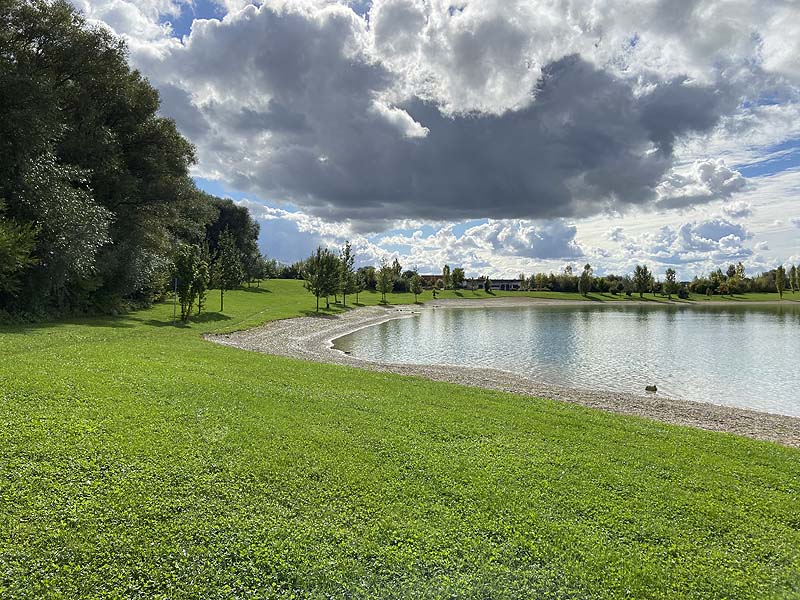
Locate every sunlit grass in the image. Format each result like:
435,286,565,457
1,280,798,598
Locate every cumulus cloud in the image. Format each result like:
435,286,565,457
656,159,747,209
464,220,584,260
609,218,753,267
73,0,800,229
70,0,800,272
722,201,753,219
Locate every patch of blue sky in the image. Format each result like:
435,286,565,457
451,219,487,237
347,1,372,17
376,243,411,255
194,177,304,213
161,0,221,39
737,138,800,178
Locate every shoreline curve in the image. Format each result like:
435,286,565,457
206,297,800,448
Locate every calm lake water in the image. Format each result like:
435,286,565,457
334,303,800,416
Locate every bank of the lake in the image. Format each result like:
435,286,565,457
3,281,799,598
208,296,800,448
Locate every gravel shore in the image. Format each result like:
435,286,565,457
207,297,800,448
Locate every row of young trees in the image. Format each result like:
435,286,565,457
302,246,433,310
0,1,267,319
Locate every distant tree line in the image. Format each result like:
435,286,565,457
516,261,799,299
293,251,799,308
0,1,266,320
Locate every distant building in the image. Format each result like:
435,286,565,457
489,279,522,291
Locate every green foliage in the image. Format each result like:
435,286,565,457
409,271,423,301
1,281,798,598
339,241,357,306
664,268,678,299
451,267,465,289
634,264,652,298
578,263,593,296
303,246,340,311
214,228,245,312
0,200,37,295
0,0,238,315
776,265,786,299
376,260,394,302
442,264,451,290
173,244,201,322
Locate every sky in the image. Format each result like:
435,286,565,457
72,0,799,278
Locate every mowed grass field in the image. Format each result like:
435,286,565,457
1,280,799,598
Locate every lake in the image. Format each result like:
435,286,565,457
333,303,800,416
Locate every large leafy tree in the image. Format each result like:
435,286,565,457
0,0,214,313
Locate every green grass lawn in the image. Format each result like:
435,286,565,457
1,280,799,598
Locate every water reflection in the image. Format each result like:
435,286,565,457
334,303,800,416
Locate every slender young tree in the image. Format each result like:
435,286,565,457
442,264,451,290
339,241,356,306
789,265,797,294
376,260,394,303
303,247,340,311
355,270,367,304
664,268,678,300
794,264,800,293
409,271,423,302
173,244,200,322
776,265,786,299
578,264,593,296
633,264,651,298
215,227,244,312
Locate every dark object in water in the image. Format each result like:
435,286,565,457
645,385,657,392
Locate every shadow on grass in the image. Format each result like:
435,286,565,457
240,286,272,293
194,312,233,323
299,310,341,319
454,291,464,297
0,316,137,333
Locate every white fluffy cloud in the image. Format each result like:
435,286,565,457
609,218,754,271
656,159,747,209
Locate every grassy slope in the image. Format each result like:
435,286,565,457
1,280,799,599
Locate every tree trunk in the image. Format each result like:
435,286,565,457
316,294,319,311
220,288,224,312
